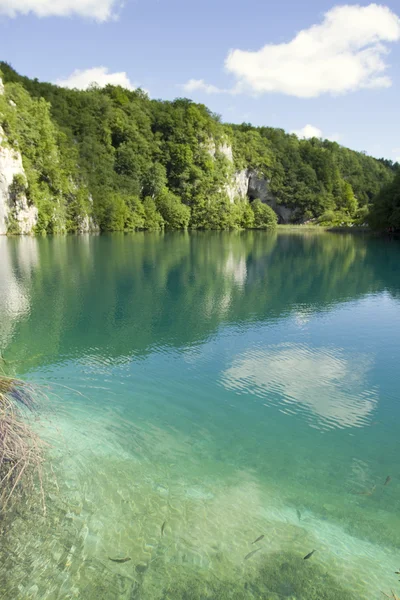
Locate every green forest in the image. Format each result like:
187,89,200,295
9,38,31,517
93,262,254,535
0,62,398,234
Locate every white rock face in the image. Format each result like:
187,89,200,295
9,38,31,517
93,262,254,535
76,214,99,233
219,143,233,163
0,78,38,235
226,166,296,222
205,139,248,203
226,169,250,203
206,140,216,158
207,137,296,222
13,197,39,234
0,131,38,234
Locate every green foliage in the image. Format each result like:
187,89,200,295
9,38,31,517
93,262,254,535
251,199,278,230
9,173,27,198
189,192,246,230
317,210,352,227
246,128,394,220
5,213,20,235
231,125,274,173
143,197,164,230
155,189,190,229
368,171,400,230
338,182,358,216
143,163,168,198
0,63,397,232
0,75,91,234
355,204,369,225
240,202,255,228
104,193,129,231
125,196,146,230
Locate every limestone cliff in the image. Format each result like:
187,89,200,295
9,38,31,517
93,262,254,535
0,77,38,235
222,143,296,223
247,172,297,223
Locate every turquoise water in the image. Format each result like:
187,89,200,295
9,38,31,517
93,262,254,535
0,231,400,599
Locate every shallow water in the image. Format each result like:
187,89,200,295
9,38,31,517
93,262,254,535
0,231,400,599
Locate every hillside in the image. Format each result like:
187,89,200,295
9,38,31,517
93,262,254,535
0,62,397,235
368,170,400,231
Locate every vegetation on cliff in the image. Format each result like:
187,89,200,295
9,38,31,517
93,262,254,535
0,62,397,233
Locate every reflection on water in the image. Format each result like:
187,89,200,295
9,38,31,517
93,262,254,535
0,239,32,350
222,343,378,430
0,231,400,599
2,230,399,367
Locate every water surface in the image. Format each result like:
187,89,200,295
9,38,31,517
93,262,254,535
0,231,399,599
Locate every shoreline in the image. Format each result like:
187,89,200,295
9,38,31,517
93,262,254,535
0,225,375,236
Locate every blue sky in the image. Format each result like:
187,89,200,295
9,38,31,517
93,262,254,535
0,0,399,161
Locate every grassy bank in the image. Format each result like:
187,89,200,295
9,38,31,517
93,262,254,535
277,224,371,234
0,376,46,515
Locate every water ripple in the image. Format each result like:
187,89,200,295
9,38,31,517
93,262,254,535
221,343,378,431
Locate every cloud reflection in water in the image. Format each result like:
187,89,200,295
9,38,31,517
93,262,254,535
221,343,378,430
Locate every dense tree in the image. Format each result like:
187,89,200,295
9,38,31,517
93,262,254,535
155,189,190,229
251,200,278,230
0,62,396,233
368,171,400,230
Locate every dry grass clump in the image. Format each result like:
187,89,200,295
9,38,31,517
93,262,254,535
0,376,47,514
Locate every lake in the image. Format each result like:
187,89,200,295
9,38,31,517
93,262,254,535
0,231,399,599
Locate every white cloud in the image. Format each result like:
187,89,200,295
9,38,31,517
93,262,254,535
182,79,229,95
291,124,341,142
186,4,400,99
0,0,120,20
291,124,323,139
56,67,136,91
392,148,400,163
227,3,400,97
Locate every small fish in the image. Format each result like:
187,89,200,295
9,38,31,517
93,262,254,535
303,550,316,560
296,509,302,522
244,548,262,561
384,476,391,486
161,521,166,536
108,557,131,563
252,535,264,544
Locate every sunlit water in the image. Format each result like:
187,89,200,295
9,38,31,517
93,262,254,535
0,231,400,599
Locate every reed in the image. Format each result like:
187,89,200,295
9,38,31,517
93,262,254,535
0,376,47,515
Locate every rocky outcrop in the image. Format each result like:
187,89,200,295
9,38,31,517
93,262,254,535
218,140,296,223
0,78,38,235
248,172,297,223
206,140,249,204
206,139,233,163
219,143,233,163
226,170,249,203
226,164,296,223
0,127,38,235
76,214,99,234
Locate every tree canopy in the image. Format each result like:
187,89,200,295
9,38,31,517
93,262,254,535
368,170,400,231
0,62,397,234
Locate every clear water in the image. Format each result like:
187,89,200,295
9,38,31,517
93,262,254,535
0,231,400,599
